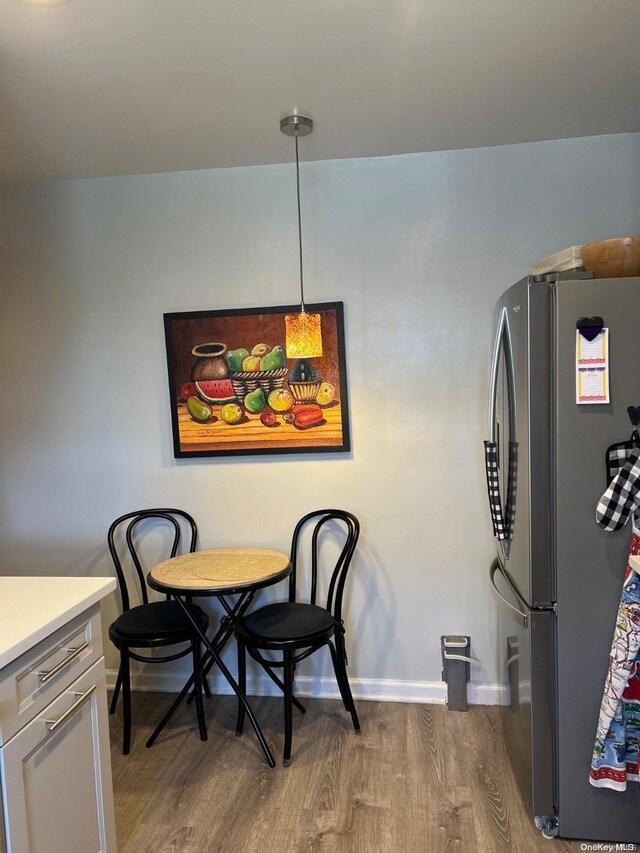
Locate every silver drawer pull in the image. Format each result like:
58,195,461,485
46,684,96,735
38,641,89,684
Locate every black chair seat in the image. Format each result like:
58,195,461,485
110,601,208,643
238,602,335,644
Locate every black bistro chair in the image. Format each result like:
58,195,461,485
107,509,209,754
234,509,361,765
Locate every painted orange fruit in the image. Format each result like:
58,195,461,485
268,388,294,412
251,343,271,358
316,382,336,406
242,355,261,372
220,403,243,425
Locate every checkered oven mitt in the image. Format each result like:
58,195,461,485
484,441,506,539
606,432,640,485
596,446,640,531
484,440,518,541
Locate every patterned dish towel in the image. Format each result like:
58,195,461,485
590,448,640,790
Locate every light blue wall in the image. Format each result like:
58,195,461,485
1,132,639,695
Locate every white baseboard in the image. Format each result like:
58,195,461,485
106,669,507,706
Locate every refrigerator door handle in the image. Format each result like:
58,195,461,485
490,558,529,628
485,307,517,557
488,307,507,443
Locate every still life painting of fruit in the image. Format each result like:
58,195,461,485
164,302,350,458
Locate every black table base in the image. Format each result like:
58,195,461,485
145,590,276,768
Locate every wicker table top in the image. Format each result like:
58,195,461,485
148,547,291,595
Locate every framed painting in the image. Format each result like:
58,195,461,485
164,302,351,458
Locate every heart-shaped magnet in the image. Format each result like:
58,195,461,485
627,406,640,427
576,316,604,342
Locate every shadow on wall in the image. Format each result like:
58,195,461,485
265,521,397,683
0,543,107,580
348,538,396,679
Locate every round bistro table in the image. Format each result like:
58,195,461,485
146,547,291,767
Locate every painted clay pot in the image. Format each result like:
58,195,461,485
190,342,230,382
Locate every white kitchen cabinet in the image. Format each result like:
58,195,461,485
0,578,117,853
1,659,115,853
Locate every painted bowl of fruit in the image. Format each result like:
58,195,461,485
226,343,289,398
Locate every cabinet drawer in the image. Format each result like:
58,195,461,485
0,605,102,746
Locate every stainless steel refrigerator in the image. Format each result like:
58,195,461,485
486,272,640,842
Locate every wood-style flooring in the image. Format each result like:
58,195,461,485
110,693,586,852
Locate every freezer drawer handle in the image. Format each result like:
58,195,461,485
490,558,528,628
38,641,89,684
45,684,96,736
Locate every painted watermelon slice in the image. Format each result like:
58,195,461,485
195,380,236,404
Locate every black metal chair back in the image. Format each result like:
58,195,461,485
107,509,197,612
107,508,207,754
288,509,360,624
234,508,362,763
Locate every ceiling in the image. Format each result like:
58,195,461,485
1,0,639,185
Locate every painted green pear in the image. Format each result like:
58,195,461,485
244,387,266,414
186,396,213,423
259,346,285,371
226,348,250,371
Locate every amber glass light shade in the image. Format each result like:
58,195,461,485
285,312,323,358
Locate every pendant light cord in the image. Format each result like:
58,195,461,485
295,132,305,312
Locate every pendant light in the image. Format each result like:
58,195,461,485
281,115,323,389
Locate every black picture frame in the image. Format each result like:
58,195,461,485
164,301,351,458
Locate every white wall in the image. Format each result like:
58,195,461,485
1,133,639,700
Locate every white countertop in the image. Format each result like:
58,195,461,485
0,577,116,670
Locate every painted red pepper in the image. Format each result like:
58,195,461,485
292,403,324,428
